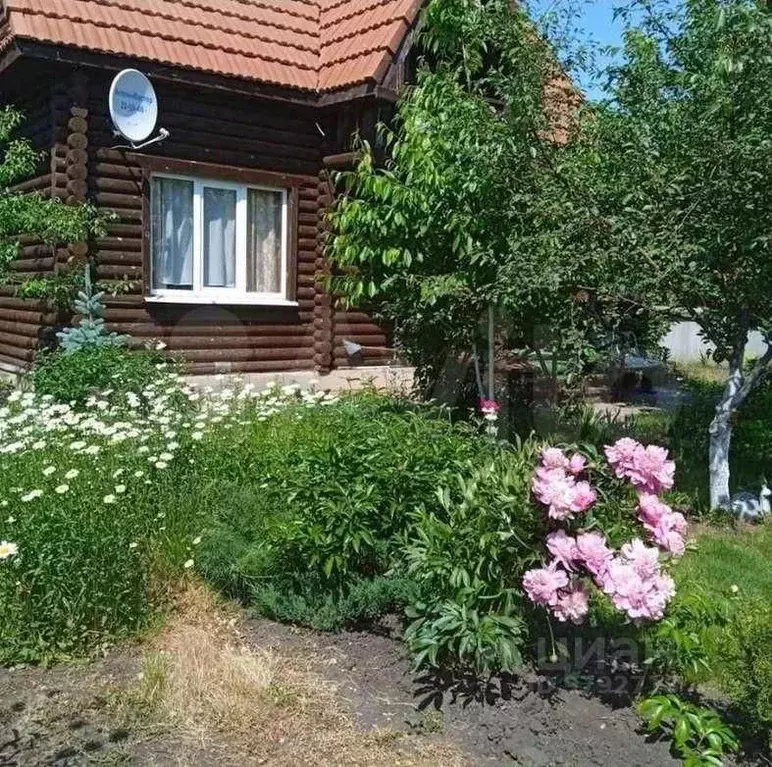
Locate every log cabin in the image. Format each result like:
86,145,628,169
0,0,422,379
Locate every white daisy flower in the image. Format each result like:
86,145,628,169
0,541,18,560
55,484,69,494
65,469,80,480
103,494,117,505
183,559,194,569
42,466,56,477
115,484,127,494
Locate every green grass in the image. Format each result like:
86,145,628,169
677,523,772,603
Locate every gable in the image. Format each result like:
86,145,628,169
0,0,422,93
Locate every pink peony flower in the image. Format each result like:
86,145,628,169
551,583,590,624
601,556,676,622
628,445,675,494
479,399,500,415
606,439,675,495
650,515,687,556
575,531,614,580
546,530,579,571
523,561,569,607
568,453,588,475
570,481,597,513
637,493,671,528
533,468,596,521
620,538,660,579
604,438,641,478
541,447,570,470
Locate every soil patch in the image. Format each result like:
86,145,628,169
245,617,680,767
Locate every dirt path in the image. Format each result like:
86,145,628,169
0,594,680,766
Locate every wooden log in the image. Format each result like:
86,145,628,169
95,192,142,208
187,359,315,375
96,264,142,279
0,331,37,349
0,320,41,338
9,174,51,194
178,347,315,363
136,335,314,350
67,116,88,134
0,343,34,362
67,133,88,150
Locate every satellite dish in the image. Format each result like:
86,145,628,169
108,69,159,145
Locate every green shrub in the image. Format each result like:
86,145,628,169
718,599,772,737
403,454,541,672
33,346,170,406
196,395,499,608
249,574,419,632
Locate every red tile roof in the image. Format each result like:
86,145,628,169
0,0,422,93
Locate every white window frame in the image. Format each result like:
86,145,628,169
147,172,294,306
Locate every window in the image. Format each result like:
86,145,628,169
149,174,289,304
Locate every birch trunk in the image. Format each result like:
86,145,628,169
708,343,745,510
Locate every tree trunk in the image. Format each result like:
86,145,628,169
707,332,772,510
708,413,733,509
708,342,745,510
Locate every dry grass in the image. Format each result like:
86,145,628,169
130,583,467,766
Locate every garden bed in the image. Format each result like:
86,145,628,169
0,595,681,767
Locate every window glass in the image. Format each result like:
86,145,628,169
151,177,194,290
247,188,283,294
203,186,237,289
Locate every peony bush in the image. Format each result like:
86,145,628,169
524,439,687,626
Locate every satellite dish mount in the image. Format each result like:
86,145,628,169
109,69,169,150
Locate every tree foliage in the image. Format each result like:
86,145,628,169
327,0,653,391
577,0,771,506
0,106,104,280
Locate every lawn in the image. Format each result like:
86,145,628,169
678,523,772,604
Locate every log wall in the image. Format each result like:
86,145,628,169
0,59,392,375
0,60,57,372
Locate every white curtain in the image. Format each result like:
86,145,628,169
247,188,282,293
204,187,237,288
152,178,193,289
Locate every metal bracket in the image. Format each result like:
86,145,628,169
111,127,170,151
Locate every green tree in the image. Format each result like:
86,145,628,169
0,106,102,281
579,0,771,508
327,0,639,395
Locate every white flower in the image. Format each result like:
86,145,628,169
32,440,46,450
0,541,18,560
113,469,125,479
159,452,174,462
183,559,194,569
42,466,56,477
192,536,202,546
55,484,69,495
133,470,145,478
65,469,80,480
115,484,127,494
70,440,86,451
84,445,100,456
730,584,740,594
155,340,167,351
6,516,15,524
166,441,180,451
192,432,203,441
103,494,117,505
129,542,139,549
155,461,168,470
21,490,43,502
